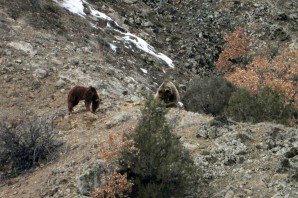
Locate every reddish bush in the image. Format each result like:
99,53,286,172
91,172,133,198
216,29,298,108
92,128,135,198
215,29,251,72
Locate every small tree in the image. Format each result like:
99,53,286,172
121,95,200,197
257,87,295,125
224,88,261,123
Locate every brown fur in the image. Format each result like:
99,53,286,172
67,86,101,114
154,80,180,108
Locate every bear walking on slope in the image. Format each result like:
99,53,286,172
154,80,180,108
67,86,101,114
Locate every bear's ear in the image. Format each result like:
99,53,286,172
89,86,96,92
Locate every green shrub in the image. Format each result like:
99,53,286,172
182,74,236,116
0,115,61,177
225,87,296,125
224,88,261,122
120,95,200,197
257,87,296,124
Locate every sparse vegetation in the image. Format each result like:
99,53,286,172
0,114,61,178
2,0,64,30
182,74,236,116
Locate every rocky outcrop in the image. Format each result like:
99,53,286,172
167,109,298,197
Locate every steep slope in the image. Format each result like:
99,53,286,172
0,0,297,197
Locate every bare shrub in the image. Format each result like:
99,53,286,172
2,0,64,30
0,114,61,178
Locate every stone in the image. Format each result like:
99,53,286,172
123,0,137,4
55,79,66,88
276,158,291,173
224,155,237,166
105,112,132,129
284,147,298,158
33,68,48,79
142,21,154,27
51,58,63,66
8,41,36,56
183,142,197,151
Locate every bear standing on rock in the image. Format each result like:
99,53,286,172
67,85,101,114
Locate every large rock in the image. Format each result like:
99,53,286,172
8,41,36,56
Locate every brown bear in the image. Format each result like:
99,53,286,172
154,80,180,108
67,85,101,114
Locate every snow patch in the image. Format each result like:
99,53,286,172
55,0,86,17
122,32,174,68
140,68,148,74
90,8,113,21
53,0,175,68
109,43,117,52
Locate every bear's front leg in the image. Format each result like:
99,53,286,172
84,100,91,112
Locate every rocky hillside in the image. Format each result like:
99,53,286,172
0,0,297,197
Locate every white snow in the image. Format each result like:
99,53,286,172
89,22,100,30
140,68,148,74
53,0,175,68
90,8,113,22
129,77,136,82
178,102,184,108
122,32,174,68
55,0,86,17
109,43,117,52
